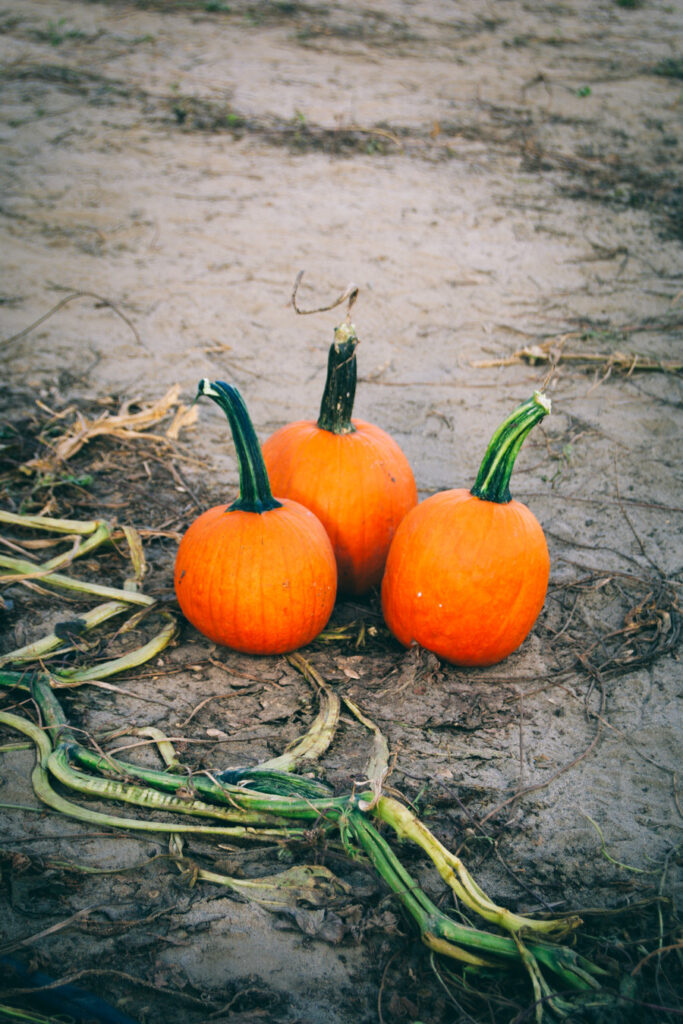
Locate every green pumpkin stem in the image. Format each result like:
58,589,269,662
470,391,551,504
198,379,282,513
316,322,359,435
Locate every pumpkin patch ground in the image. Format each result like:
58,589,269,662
1,2,681,1022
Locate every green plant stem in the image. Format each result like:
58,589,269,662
63,740,350,820
375,795,579,938
0,600,130,668
470,391,551,503
347,811,495,967
0,615,175,690
194,863,345,908
19,670,355,819
0,672,606,1002
41,521,112,571
0,669,346,818
0,510,102,535
198,379,281,513
127,726,182,770
54,613,177,683
347,810,602,991
5,670,597,992
258,652,340,771
343,696,389,808
0,552,154,605
317,322,358,434
215,766,333,798
47,745,289,826
0,710,305,841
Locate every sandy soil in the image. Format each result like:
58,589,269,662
1,2,682,1022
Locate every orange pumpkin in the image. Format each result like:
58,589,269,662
174,380,336,654
262,323,418,595
381,392,551,667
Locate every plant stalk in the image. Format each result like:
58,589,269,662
0,711,306,841
470,391,551,504
317,322,359,434
374,795,578,938
0,600,130,668
198,379,281,513
258,653,340,771
0,553,154,605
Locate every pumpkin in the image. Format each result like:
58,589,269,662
174,379,337,654
261,322,418,595
381,391,551,667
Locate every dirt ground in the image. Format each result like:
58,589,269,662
1,1,682,1022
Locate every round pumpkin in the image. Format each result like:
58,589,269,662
381,392,551,667
262,323,418,596
174,380,336,654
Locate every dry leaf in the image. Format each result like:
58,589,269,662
27,386,190,470
165,402,199,440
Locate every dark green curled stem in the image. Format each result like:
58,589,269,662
198,379,281,513
470,391,551,504
0,709,305,841
317,322,359,434
216,766,333,798
0,670,358,818
62,741,350,821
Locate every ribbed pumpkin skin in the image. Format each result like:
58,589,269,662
262,418,418,596
381,489,549,666
174,498,337,654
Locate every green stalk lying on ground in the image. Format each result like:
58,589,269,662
0,667,610,1009
345,810,605,992
373,795,580,937
0,698,608,1009
0,506,625,1017
0,511,152,605
0,552,154,606
0,709,307,843
0,510,105,535
257,652,340,771
0,600,132,668
0,615,176,689
1,670,352,820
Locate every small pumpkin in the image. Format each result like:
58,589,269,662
174,379,337,654
381,392,551,667
261,322,418,596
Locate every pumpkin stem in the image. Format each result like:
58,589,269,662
198,379,282,513
470,391,551,504
316,322,359,435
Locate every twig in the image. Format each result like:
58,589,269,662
472,334,683,374
377,951,398,1024
519,492,683,516
0,290,146,351
0,905,99,955
631,941,683,977
477,681,606,830
177,691,248,727
613,452,663,576
428,951,484,1023
2,968,221,1009
291,270,359,319
332,123,403,148
168,460,203,509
